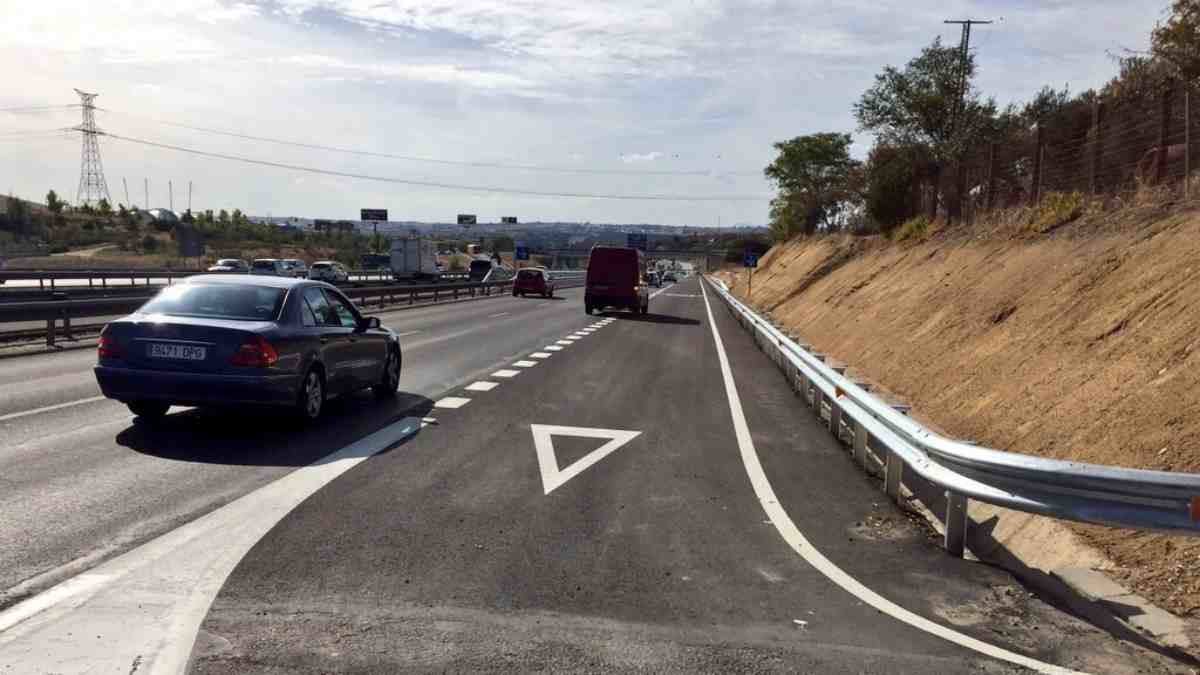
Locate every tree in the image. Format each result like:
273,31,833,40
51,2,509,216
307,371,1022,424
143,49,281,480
864,143,923,232
854,37,997,220
763,133,862,240
181,209,195,224
45,190,64,214
97,199,113,217
1152,0,1200,83
217,209,231,226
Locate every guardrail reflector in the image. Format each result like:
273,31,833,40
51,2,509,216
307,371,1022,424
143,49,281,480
835,386,845,399
1191,496,1200,521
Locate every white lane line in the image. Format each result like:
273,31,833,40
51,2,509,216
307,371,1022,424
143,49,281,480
0,395,109,423
512,360,538,368
696,281,1080,675
396,330,421,337
464,381,500,392
556,340,573,345
0,417,423,673
492,369,521,378
545,345,564,351
530,352,553,359
649,284,675,299
434,397,472,409
488,312,510,318
569,333,587,339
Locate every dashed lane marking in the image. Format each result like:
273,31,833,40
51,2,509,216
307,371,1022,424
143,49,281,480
512,360,538,368
545,346,564,351
556,340,573,345
0,395,108,423
488,312,510,318
530,352,553,358
397,330,421,337
492,370,521,378
464,382,500,392
434,397,472,409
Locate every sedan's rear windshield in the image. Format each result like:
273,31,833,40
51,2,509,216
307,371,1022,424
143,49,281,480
216,259,241,266
139,284,286,321
517,270,540,279
311,263,330,269
252,260,276,269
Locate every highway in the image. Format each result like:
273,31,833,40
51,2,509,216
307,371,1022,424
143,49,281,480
0,278,1187,674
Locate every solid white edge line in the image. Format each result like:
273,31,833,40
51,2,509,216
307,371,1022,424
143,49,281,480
697,279,1083,675
0,395,109,423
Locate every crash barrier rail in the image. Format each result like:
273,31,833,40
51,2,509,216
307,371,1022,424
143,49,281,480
0,271,588,347
705,276,1200,556
0,267,432,289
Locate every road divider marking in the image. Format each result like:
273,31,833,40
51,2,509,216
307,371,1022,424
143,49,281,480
561,338,578,342
556,340,573,345
531,424,642,495
545,346,564,351
396,330,421,337
434,397,472,409
0,395,109,423
530,352,553,359
512,360,538,368
488,312,510,318
491,369,521,378
0,417,423,674
649,284,674,299
696,280,1080,675
464,382,499,392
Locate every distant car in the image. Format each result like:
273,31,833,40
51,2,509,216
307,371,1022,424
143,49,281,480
93,275,402,421
645,271,662,288
308,261,349,283
281,259,308,278
513,268,555,298
663,272,678,282
585,246,649,315
251,259,288,276
468,259,493,282
207,259,249,273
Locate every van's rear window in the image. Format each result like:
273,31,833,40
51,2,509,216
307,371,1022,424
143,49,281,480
139,284,286,321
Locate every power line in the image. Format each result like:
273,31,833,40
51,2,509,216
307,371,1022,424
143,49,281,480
0,104,79,113
944,19,993,134
99,131,770,202
97,107,758,178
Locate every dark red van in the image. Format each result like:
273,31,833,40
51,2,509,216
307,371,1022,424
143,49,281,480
584,246,649,315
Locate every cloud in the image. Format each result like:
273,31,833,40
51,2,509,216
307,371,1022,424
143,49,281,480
197,2,260,24
275,53,537,90
621,151,663,164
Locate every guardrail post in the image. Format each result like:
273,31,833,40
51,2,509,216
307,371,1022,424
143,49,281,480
453,287,459,299
409,291,415,306
45,318,56,347
853,420,868,467
944,491,968,557
434,288,439,302
829,398,843,440
62,315,72,340
884,450,903,501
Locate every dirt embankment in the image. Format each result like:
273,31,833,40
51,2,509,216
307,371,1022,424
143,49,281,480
718,207,1200,617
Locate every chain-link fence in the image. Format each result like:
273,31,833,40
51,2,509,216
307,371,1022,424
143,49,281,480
933,82,1198,223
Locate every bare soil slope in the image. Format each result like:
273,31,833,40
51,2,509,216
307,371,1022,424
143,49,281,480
719,207,1200,616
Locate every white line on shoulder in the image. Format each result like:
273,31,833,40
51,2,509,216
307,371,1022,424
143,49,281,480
697,279,1082,675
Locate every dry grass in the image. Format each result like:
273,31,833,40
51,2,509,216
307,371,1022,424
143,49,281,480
1027,191,1084,233
892,215,933,242
722,207,1200,617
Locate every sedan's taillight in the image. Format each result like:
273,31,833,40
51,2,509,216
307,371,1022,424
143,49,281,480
97,334,122,360
230,335,279,368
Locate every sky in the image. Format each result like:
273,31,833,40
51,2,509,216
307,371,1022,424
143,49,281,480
0,0,1167,226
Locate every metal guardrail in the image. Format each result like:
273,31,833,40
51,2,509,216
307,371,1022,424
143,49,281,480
0,267,407,289
0,271,587,347
706,276,1200,556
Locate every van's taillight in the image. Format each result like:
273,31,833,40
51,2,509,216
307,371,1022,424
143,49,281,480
97,334,122,359
230,335,279,368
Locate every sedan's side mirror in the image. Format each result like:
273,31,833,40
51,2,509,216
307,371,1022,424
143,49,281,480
359,316,382,331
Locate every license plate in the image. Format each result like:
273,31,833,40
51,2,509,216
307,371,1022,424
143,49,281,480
147,343,207,361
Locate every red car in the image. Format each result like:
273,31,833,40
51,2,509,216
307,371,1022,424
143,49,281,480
584,246,649,315
513,268,555,298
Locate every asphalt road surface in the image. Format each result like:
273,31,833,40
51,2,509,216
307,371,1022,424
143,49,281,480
0,278,1189,674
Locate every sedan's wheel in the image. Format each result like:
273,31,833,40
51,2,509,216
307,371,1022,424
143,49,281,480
374,349,401,399
298,368,324,420
128,401,170,420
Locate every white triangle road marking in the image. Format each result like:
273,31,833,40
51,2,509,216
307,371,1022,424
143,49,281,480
532,424,642,495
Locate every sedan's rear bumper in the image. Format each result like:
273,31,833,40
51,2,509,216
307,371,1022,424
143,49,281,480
94,365,300,407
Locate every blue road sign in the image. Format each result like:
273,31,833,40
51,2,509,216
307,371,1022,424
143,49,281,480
743,253,758,268
515,246,529,261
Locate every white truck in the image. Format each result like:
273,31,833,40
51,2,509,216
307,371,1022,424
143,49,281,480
390,238,439,281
